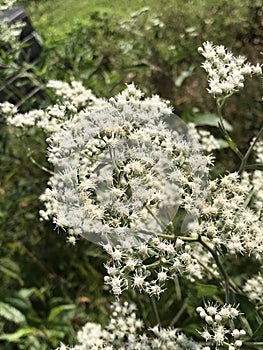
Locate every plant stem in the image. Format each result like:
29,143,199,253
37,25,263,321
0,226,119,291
150,296,161,325
157,234,199,242
198,236,231,305
146,206,167,230
29,154,54,175
178,235,199,242
174,275,182,301
169,299,187,327
244,163,263,170
238,126,263,175
216,99,243,160
27,148,54,175
157,233,176,239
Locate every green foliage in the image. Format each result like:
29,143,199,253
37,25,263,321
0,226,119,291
20,0,262,157
0,288,86,349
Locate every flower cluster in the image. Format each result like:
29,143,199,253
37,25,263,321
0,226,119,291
43,84,210,246
4,81,103,133
3,81,213,248
198,41,262,97
46,80,102,108
102,171,263,298
241,139,263,218
0,101,17,116
0,0,16,11
192,172,263,258
187,123,222,153
243,273,263,304
0,0,25,51
196,303,246,349
1,38,262,350
103,237,209,298
56,301,209,350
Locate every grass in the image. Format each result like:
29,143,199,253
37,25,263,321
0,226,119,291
21,0,152,34
20,0,261,44
21,0,254,32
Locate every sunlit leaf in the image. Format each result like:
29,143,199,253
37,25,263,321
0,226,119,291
192,113,233,131
48,304,76,322
0,301,26,323
0,327,37,342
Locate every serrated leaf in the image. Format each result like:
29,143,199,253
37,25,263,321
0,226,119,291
0,301,26,323
48,304,76,322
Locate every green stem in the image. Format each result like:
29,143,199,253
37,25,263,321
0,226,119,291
150,296,161,325
169,299,187,327
157,233,176,239
198,236,231,305
238,126,263,175
174,275,182,301
157,234,199,242
178,235,199,242
28,154,54,175
146,206,167,230
244,163,263,170
244,342,263,347
216,99,243,160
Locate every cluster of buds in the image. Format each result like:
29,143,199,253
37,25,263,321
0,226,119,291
196,304,246,349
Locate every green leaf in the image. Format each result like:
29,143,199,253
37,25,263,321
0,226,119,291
2,288,36,316
47,304,76,322
192,113,233,131
0,301,26,323
186,282,221,316
0,327,37,342
251,323,263,341
0,257,23,284
195,283,220,298
17,288,36,300
235,294,261,332
175,65,195,87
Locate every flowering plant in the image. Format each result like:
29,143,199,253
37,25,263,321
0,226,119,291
1,42,263,350
0,0,25,83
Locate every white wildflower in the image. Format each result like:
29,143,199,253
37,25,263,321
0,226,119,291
198,41,262,97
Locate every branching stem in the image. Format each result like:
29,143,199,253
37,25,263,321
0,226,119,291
197,236,231,305
238,126,263,175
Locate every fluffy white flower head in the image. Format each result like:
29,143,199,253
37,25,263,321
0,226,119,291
48,84,209,246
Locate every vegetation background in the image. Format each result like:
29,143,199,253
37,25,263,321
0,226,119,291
0,0,262,349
